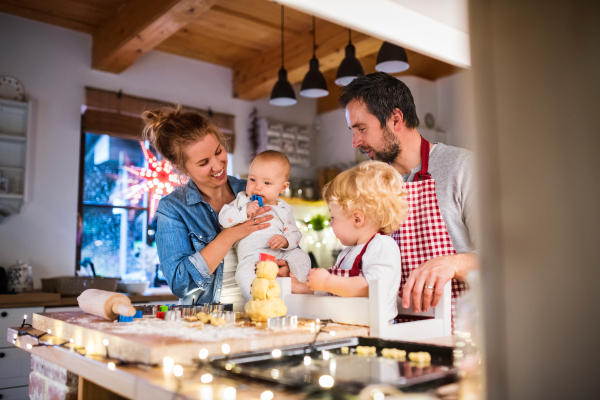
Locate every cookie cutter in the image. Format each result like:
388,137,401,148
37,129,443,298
267,315,298,330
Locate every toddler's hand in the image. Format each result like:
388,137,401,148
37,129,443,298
268,234,289,249
306,268,330,292
246,201,260,218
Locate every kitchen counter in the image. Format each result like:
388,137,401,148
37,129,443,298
0,289,178,309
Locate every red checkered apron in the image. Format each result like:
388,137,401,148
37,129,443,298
392,136,468,332
327,232,383,283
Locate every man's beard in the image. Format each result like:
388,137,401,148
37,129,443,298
363,126,400,163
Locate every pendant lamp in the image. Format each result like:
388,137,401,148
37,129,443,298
300,17,328,98
335,29,364,86
270,5,297,106
375,41,410,73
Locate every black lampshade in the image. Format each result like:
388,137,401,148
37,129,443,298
270,68,297,106
335,43,364,86
375,42,410,73
300,57,329,98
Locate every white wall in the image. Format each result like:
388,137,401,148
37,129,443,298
0,13,317,285
315,72,476,169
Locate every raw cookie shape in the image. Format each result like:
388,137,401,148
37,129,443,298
251,278,281,300
244,297,287,322
256,260,278,280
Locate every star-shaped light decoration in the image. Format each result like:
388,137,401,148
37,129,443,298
122,142,181,219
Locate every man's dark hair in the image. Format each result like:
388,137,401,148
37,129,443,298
339,72,420,129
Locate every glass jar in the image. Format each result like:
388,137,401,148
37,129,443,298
7,260,33,293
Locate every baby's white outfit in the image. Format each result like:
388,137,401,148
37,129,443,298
218,191,311,300
330,233,401,323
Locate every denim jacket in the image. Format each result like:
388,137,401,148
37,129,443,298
155,176,246,304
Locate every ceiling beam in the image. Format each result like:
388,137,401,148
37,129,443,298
92,0,218,73
232,22,382,101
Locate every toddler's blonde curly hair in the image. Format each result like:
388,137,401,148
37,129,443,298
322,161,409,235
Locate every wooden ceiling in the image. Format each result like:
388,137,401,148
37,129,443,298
0,0,461,113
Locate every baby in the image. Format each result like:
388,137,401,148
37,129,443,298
291,161,408,323
219,151,311,300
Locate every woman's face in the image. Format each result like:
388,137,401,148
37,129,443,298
183,134,228,189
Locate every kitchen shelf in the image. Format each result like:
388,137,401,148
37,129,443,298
0,98,30,221
0,165,24,171
0,132,26,142
0,193,24,199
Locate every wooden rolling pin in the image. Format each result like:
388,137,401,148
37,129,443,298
77,289,136,321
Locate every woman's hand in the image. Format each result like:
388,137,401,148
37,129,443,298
274,259,290,277
225,206,273,242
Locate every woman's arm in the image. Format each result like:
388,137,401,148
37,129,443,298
306,268,369,297
157,202,273,298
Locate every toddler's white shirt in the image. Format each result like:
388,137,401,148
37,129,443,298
333,233,401,322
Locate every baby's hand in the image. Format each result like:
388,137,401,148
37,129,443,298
306,268,330,292
268,234,288,249
246,201,260,218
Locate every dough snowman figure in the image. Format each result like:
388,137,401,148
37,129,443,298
219,150,310,300
244,253,287,321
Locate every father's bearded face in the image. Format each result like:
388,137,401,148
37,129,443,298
345,100,401,164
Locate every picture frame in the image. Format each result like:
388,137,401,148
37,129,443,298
0,177,9,194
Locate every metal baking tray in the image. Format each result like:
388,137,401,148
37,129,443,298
209,337,456,394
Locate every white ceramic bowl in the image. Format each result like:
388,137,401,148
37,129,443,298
117,281,150,295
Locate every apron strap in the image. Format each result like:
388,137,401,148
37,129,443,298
348,231,384,277
414,136,431,181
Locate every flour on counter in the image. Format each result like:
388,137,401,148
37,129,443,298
65,314,272,342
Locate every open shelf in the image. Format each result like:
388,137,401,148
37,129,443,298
0,193,24,200
0,165,24,171
0,132,26,142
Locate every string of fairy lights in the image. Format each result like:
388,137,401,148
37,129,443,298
13,314,341,399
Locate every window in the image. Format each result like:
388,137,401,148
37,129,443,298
77,133,163,281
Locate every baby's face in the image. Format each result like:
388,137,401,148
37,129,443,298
247,159,289,205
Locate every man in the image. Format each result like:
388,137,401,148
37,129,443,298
339,72,477,321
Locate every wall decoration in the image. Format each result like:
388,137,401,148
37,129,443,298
121,142,182,219
258,119,311,167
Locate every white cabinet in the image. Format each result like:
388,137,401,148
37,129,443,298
0,98,31,223
0,306,42,392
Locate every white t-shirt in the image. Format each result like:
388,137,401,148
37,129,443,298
333,233,401,322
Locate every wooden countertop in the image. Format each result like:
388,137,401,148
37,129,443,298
0,290,178,309
8,326,304,400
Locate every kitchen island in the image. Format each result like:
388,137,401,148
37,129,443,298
6,310,455,399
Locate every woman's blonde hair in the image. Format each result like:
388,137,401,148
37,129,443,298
322,161,408,235
142,104,227,172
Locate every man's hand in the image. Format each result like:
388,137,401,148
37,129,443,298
246,200,260,218
401,253,478,313
306,268,330,292
268,234,289,249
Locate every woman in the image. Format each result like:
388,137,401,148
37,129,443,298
144,106,288,310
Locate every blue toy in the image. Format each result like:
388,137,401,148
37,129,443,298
119,311,143,322
251,195,263,207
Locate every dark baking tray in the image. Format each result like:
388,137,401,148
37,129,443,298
209,337,456,395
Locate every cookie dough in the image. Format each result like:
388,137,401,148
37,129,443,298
408,351,431,364
356,346,377,356
256,260,278,280
244,298,287,322
382,348,407,360
251,278,281,300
